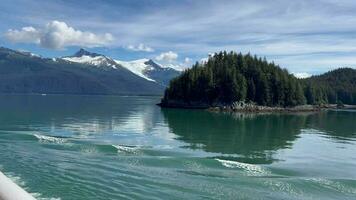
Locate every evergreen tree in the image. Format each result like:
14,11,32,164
162,52,356,107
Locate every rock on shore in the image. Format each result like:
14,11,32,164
158,100,322,112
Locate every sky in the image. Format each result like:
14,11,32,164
1,0,356,76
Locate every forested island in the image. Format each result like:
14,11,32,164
159,51,356,111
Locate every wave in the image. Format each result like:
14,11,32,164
2,131,150,156
33,133,143,155
215,158,270,176
34,134,68,144
112,145,140,154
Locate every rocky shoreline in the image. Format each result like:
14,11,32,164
158,100,356,113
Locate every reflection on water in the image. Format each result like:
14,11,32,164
0,95,355,160
306,111,356,139
0,95,355,200
162,109,308,163
161,109,356,161
0,95,163,137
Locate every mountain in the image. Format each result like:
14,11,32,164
72,48,102,57
115,58,181,86
0,47,167,95
62,48,181,86
303,68,356,105
62,48,122,71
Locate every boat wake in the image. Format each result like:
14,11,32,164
215,158,270,176
112,144,140,154
34,134,68,144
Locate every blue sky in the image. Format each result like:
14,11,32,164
1,0,356,76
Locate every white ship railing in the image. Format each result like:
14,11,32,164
0,171,36,200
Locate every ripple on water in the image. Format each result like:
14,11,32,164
306,178,356,194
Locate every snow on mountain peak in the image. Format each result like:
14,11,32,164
62,49,117,69
60,49,181,84
114,58,155,81
63,55,108,65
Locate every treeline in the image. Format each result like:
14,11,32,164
162,51,356,107
163,51,306,107
303,68,356,105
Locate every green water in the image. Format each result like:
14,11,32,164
0,95,355,200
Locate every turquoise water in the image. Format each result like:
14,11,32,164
0,95,355,200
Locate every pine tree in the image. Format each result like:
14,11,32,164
161,52,356,107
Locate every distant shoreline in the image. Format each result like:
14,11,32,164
0,93,162,97
157,101,356,113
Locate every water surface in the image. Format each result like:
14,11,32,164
0,95,355,199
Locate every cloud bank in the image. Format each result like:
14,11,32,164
155,51,178,63
126,43,154,52
2,0,356,74
5,21,114,49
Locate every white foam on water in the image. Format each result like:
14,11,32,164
34,134,67,144
215,158,270,176
112,145,139,154
154,144,174,149
31,192,61,200
4,172,26,187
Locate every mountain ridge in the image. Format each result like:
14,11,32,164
62,48,181,85
0,46,178,95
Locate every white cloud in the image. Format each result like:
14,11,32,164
184,57,192,63
5,26,40,44
4,21,114,49
126,43,154,52
165,63,184,72
293,72,312,79
5,1,356,73
155,51,178,63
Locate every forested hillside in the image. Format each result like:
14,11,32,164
162,51,306,107
303,68,356,105
161,51,356,108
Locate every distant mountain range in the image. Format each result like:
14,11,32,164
0,47,181,95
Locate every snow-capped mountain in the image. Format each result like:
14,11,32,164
115,58,181,85
62,49,181,86
0,46,166,95
62,48,119,70
115,58,155,81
